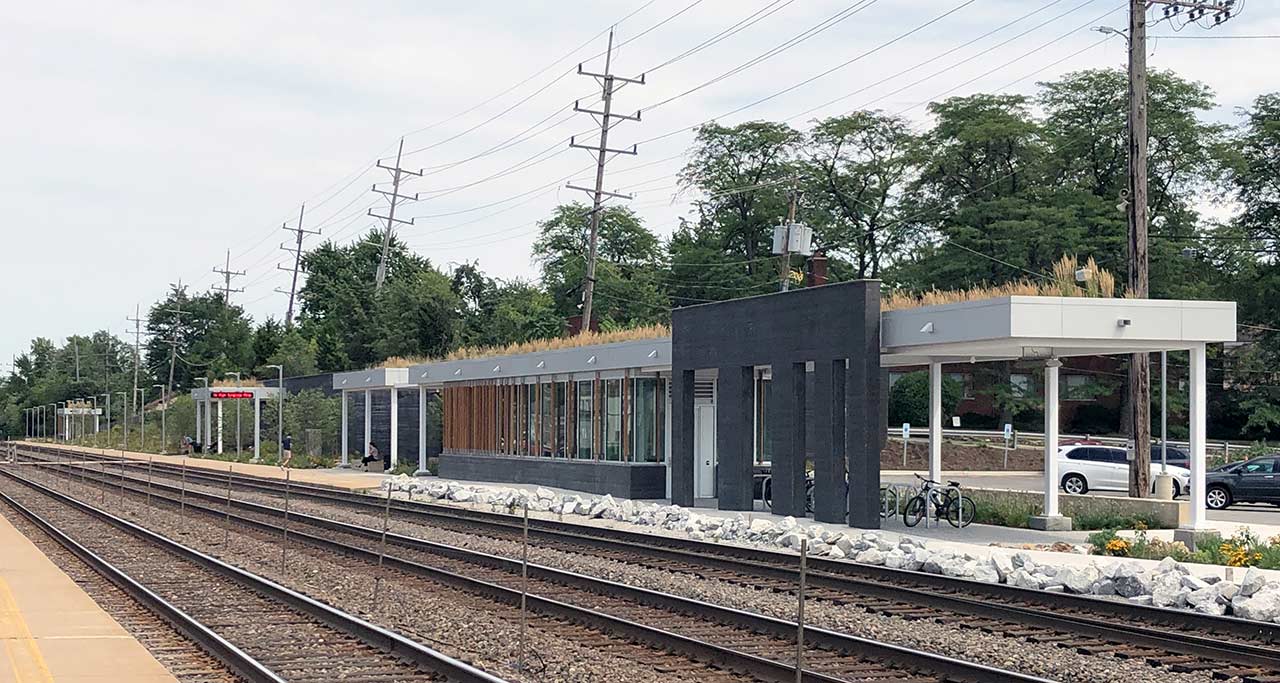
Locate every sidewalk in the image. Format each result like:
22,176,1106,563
0,511,175,683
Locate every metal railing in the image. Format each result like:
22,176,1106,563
886,427,1255,459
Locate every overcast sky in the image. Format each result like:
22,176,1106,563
3,0,1277,367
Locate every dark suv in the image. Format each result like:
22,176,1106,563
1205,456,1280,509
1151,443,1191,469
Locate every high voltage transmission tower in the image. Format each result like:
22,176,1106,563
568,28,645,335
1118,0,1239,499
370,138,422,292
212,249,246,305
125,304,148,415
277,203,319,326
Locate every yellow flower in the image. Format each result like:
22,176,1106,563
1105,538,1131,556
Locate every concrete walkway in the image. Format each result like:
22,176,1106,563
0,512,175,683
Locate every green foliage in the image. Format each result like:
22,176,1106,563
1072,510,1162,531
261,330,320,379
887,371,963,428
972,498,1037,528
532,203,668,327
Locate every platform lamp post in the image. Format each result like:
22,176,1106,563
102,394,111,447
137,387,147,451
116,392,128,451
154,384,167,454
225,372,242,457
265,365,283,465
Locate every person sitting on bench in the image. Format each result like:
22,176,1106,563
361,442,381,470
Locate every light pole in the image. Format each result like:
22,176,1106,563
154,384,166,453
102,394,112,446
137,387,147,450
55,402,64,441
116,392,128,450
226,372,241,457
266,365,284,465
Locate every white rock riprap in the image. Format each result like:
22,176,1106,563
380,476,1280,624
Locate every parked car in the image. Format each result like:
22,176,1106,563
1057,445,1191,496
1150,443,1191,469
1204,456,1280,510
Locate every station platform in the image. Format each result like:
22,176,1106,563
0,510,176,683
22,443,385,492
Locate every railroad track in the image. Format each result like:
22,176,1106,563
0,463,506,683
3,508,244,683
9,453,1055,683
25,445,1280,681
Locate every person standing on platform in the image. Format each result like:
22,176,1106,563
281,434,293,468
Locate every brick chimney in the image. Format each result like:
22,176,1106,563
807,250,829,287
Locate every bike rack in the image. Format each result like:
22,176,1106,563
922,484,967,529
880,482,915,519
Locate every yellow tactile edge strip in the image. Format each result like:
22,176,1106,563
0,574,54,683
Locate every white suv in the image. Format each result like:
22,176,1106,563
1058,445,1191,497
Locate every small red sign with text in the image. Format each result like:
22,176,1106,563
210,390,254,400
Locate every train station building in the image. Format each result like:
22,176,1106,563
332,282,1236,532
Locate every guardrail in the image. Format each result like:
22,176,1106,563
886,427,1255,459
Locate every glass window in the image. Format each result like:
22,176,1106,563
525,384,536,456
1242,458,1276,474
1060,374,1095,401
755,375,772,464
632,378,658,462
539,382,552,456
887,372,905,389
946,372,974,399
576,381,594,459
605,379,622,461
554,381,567,457
1010,374,1031,398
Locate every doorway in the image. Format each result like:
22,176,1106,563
694,404,716,498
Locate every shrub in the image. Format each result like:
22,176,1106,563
888,371,962,428
973,498,1038,528
1073,510,1162,531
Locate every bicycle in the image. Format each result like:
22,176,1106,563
902,474,975,528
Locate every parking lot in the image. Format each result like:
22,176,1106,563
882,471,1280,526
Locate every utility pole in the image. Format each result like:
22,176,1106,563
212,250,246,305
779,175,802,292
370,139,422,292
569,28,645,336
1123,0,1237,498
126,305,145,417
73,340,81,382
278,204,320,326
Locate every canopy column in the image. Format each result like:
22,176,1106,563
1175,343,1210,547
415,386,429,476
364,389,372,467
389,388,399,469
1030,358,1070,530
216,400,224,454
252,396,261,463
928,361,943,485
340,390,349,467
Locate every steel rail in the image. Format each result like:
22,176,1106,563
24,460,1050,683
0,466,508,683
29,445,1280,669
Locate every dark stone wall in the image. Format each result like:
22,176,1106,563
263,373,337,397
671,280,882,528
439,453,667,499
344,388,428,468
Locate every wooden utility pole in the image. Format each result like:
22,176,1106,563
1126,0,1238,497
278,204,319,326
569,29,645,335
370,139,422,292
1126,0,1151,498
212,250,246,305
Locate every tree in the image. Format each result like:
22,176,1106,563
532,203,668,327
298,230,449,369
373,269,460,360
253,318,285,369
261,329,320,378
679,122,802,277
805,111,926,279
144,283,255,389
888,371,963,427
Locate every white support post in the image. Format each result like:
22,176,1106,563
928,361,943,486
216,400,224,454
195,398,202,445
340,390,349,467
252,397,261,463
205,398,213,455
1186,343,1208,531
364,389,372,466
390,388,399,469
416,386,429,476
1031,358,1068,531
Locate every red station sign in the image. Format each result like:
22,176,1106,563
210,390,254,400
